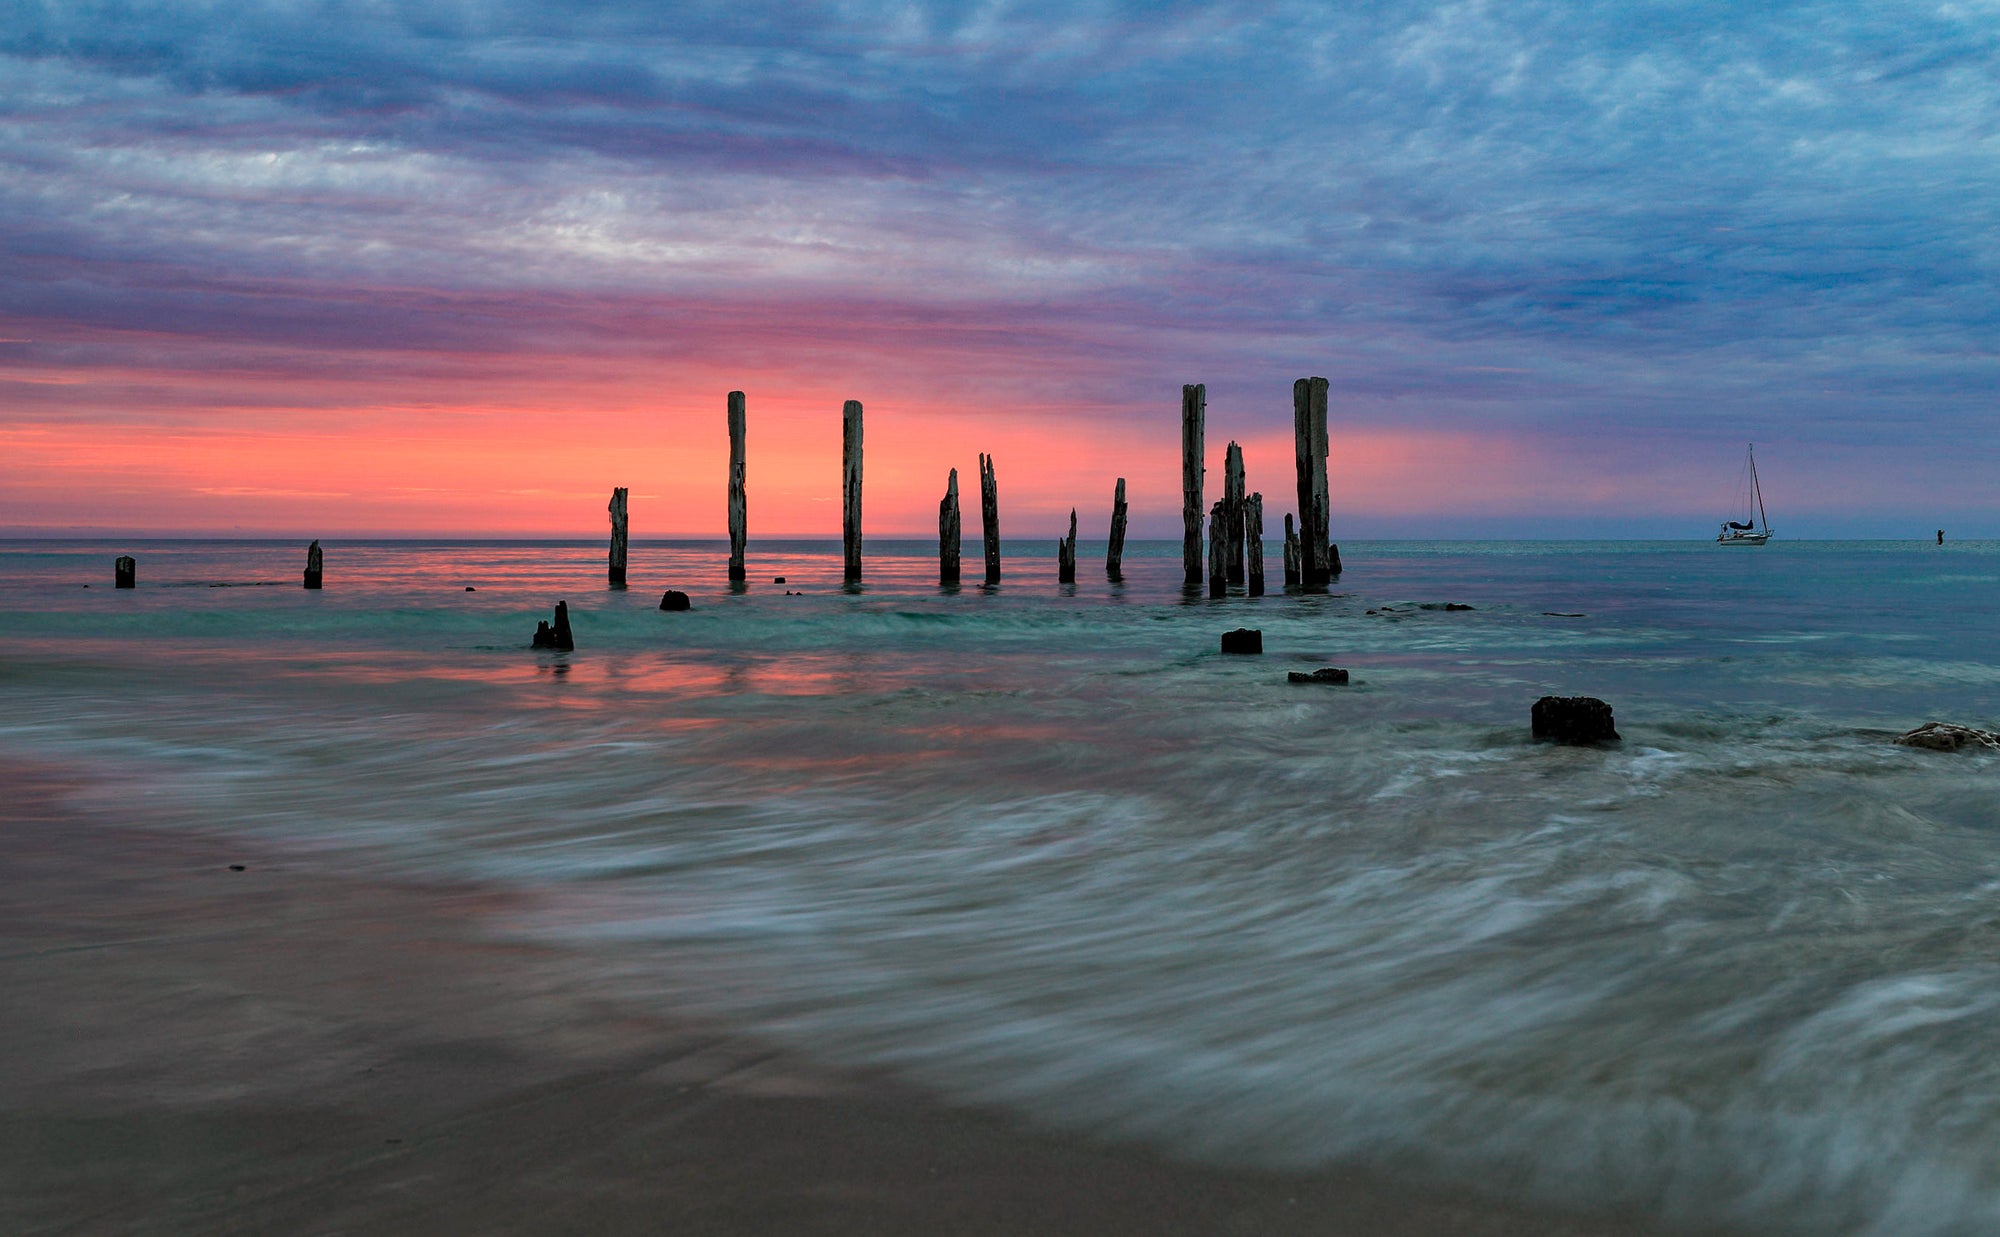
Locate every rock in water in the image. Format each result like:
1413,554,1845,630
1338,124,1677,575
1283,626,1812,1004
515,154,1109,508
1288,667,1349,684
659,590,691,612
1220,628,1262,655
1531,696,1619,744
532,601,575,650
1895,721,2000,751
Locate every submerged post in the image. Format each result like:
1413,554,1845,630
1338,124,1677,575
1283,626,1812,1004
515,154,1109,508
303,540,323,590
1293,377,1331,586
843,399,863,583
1246,494,1265,597
1182,384,1205,585
940,468,962,585
727,391,747,583
1224,441,1246,585
533,600,575,651
1058,508,1077,583
1106,477,1128,580
1206,500,1227,599
114,555,135,589
608,487,629,587
1283,514,1301,586
980,452,1001,583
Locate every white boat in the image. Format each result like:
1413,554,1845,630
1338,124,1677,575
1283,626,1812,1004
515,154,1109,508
1717,443,1772,545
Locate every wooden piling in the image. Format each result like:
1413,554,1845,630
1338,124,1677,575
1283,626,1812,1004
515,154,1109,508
1207,500,1227,599
842,400,863,583
1224,441,1246,585
1283,514,1300,586
1058,509,1077,583
1182,384,1205,585
303,540,322,590
1106,477,1128,580
727,391,747,583
1246,493,1265,596
940,468,962,585
1293,377,1331,585
533,600,575,651
980,452,1001,584
114,555,135,589
608,487,628,587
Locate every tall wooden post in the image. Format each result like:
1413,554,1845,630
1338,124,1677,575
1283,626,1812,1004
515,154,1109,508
940,468,961,585
842,400,863,583
1105,477,1128,580
1246,494,1265,597
1224,441,1246,585
1283,514,1301,586
727,391,747,583
303,540,323,590
1058,509,1077,583
979,452,1001,584
608,487,629,587
114,555,136,589
1181,384,1205,585
1206,500,1227,599
1293,377,1330,586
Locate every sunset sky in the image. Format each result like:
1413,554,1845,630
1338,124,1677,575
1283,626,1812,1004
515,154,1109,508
3,1,1996,538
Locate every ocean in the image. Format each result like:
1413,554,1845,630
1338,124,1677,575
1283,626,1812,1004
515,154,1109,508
5,537,2000,1234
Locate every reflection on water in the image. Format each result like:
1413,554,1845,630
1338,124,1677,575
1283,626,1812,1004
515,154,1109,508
6,538,2000,1233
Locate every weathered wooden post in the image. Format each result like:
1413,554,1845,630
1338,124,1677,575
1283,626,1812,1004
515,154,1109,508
1058,508,1077,583
1224,441,1246,585
608,487,629,587
727,391,747,583
1182,384,1205,586
114,555,135,589
1105,477,1128,580
1206,500,1227,598
980,452,1001,584
1246,494,1265,596
939,468,961,585
303,540,323,589
533,600,575,651
1283,514,1301,586
842,399,863,583
1293,377,1331,586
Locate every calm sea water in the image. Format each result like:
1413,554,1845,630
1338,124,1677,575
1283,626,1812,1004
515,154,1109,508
6,537,2000,1233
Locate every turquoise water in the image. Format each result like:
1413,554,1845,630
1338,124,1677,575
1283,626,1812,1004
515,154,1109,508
5,537,2000,1233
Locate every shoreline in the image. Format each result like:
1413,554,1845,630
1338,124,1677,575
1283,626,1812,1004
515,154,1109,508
1,757,1710,1236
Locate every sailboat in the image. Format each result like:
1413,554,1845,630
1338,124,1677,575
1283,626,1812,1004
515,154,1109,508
1716,443,1772,545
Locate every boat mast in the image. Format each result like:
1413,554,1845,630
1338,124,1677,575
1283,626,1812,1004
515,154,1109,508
1749,444,1768,532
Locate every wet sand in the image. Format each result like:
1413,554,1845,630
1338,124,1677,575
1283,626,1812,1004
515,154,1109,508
0,760,1703,1236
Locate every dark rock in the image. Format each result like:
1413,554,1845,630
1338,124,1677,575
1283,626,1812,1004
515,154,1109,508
1895,721,2000,752
532,601,575,650
1220,628,1262,655
1532,696,1619,745
228,864,245,872
465,586,476,591
1543,611,1584,618
659,590,692,612
1288,667,1349,684
773,576,787,584
1328,543,1342,576
1418,602,1474,611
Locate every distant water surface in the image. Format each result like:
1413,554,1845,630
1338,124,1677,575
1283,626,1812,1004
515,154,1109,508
5,537,2000,1235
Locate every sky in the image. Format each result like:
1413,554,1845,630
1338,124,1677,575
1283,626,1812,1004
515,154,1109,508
2,0,1996,538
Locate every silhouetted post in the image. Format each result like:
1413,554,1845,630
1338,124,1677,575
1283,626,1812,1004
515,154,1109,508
303,540,323,590
1246,493,1265,596
608,487,629,587
1207,500,1227,599
1106,477,1128,580
727,391,747,583
940,468,962,585
114,556,135,589
843,400,863,583
980,452,1001,584
1293,377,1331,585
1182,384,1205,585
1058,509,1077,583
1224,441,1246,585
533,600,575,651
1283,514,1300,586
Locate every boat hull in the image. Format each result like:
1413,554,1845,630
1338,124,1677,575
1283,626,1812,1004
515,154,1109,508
1716,532,1771,546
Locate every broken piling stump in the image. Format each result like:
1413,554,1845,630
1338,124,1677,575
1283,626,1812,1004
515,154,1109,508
843,400,863,583
608,487,628,588
303,540,322,590
1224,441,1246,585
728,391,748,583
533,601,575,651
1246,493,1265,597
1220,628,1262,654
114,556,135,589
1182,383,1205,586
1531,696,1619,745
1058,508,1077,583
1207,500,1227,598
1106,477,1128,580
659,590,691,612
979,452,1001,584
1283,515,1300,586
939,468,961,585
